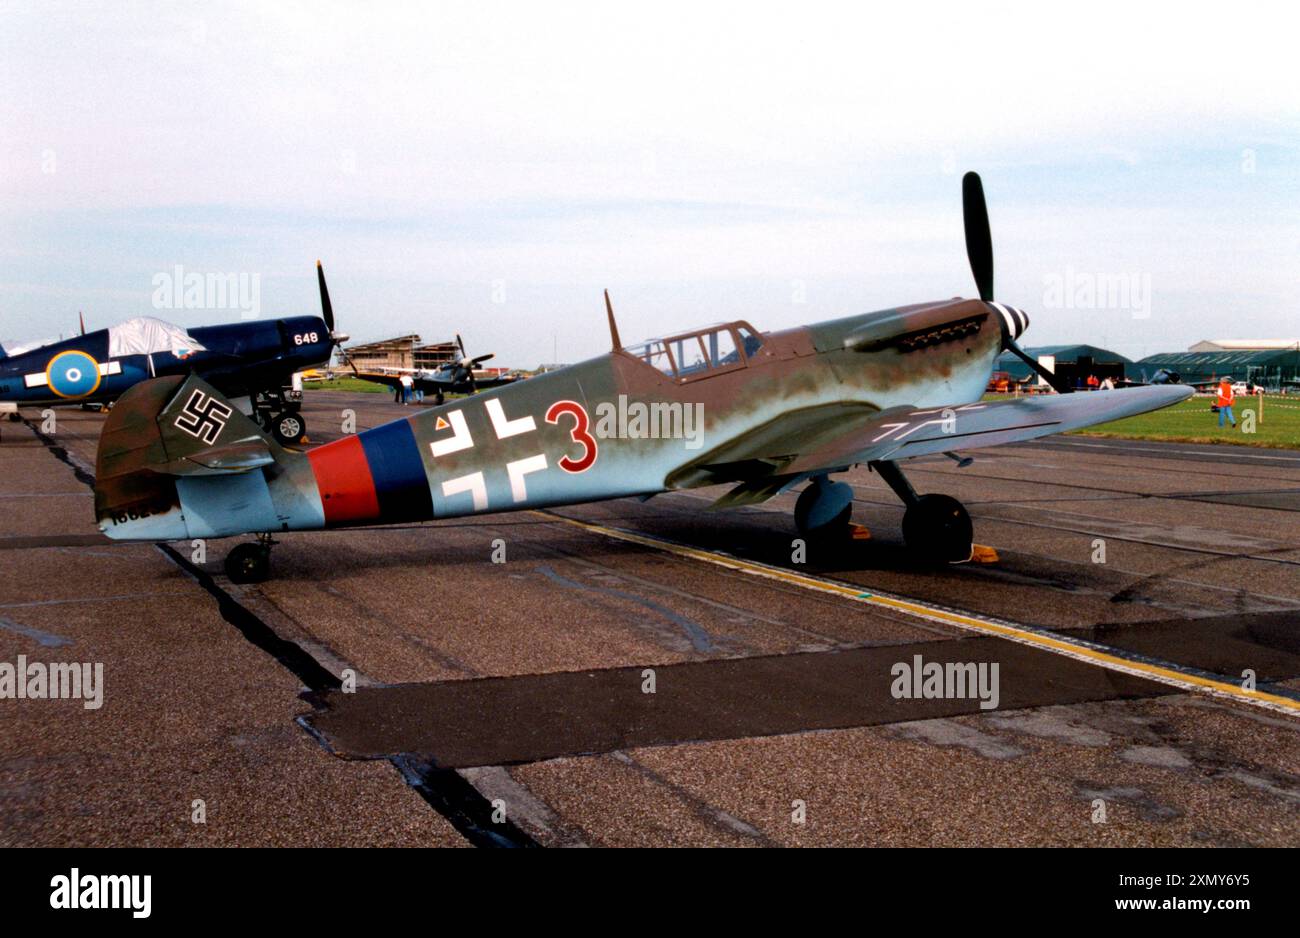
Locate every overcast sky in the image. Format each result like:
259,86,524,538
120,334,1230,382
2,1,1296,366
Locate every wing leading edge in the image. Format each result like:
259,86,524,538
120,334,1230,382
673,385,1192,500
852,385,1192,464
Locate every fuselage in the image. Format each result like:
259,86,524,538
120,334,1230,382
94,297,1012,542
292,298,1004,531
0,315,333,407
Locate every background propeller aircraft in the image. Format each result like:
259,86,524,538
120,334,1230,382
91,173,1191,582
0,263,348,444
348,334,519,404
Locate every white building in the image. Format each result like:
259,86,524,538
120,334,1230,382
1188,339,1300,352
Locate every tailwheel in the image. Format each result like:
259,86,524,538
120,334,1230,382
902,494,973,563
271,412,307,445
225,541,271,583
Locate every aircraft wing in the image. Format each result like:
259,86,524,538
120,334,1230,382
413,372,519,393
411,373,457,392
834,385,1193,465
467,374,519,390
669,385,1193,491
352,371,406,391
354,369,516,394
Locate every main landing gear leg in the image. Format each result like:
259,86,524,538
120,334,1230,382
254,387,308,446
870,460,973,564
224,533,275,583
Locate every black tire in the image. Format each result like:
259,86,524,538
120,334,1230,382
272,412,306,445
6,412,20,423
435,391,445,406
224,543,270,583
902,494,973,563
794,480,854,535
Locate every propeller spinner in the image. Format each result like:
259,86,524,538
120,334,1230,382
449,333,495,392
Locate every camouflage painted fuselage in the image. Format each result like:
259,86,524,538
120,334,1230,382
94,298,1012,541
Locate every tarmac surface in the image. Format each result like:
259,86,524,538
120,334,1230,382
1,390,1298,847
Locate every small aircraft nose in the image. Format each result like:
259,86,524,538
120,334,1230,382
987,302,1029,340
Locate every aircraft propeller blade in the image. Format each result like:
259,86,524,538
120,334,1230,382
962,172,994,303
315,261,353,376
1004,341,1071,394
316,260,336,333
444,334,497,392
79,311,86,336
963,171,1072,394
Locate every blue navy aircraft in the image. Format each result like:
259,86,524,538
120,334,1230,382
0,263,347,443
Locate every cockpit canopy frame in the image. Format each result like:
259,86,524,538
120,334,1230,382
623,321,765,383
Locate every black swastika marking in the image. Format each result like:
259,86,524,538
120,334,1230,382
173,389,233,445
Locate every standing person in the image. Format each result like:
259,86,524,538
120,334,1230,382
1216,377,1236,428
399,374,414,405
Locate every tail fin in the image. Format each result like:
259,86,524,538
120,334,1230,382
95,375,319,540
0,342,7,360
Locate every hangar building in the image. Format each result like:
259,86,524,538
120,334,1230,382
341,335,459,371
994,344,1133,387
1135,347,1300,388
1187,338,1300,353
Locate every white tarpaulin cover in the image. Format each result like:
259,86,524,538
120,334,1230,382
108,317,206,358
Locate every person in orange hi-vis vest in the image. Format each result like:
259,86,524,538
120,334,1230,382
1216,377,1236,428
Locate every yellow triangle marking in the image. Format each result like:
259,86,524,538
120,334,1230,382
435,416,450,431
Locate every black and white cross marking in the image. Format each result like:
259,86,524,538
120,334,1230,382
174,389,233,445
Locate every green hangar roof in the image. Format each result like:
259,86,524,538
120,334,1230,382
994,344,1132,381
1137,348,1300,369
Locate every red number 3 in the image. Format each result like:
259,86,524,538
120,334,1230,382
545,400,597,473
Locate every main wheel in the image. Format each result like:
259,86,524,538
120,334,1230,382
271,412,306,445
902,494,973,563
794,479,854,535
224,543,270,583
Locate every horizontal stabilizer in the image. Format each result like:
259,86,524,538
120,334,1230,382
157,440,276,476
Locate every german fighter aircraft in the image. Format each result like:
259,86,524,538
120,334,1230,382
91,173,1192,581
0,263,347,444
348,334,519,405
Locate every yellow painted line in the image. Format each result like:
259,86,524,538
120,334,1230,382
540,511,1300,718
